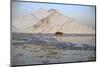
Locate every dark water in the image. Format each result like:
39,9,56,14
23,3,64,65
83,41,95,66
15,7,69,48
12,33,96,50
11,33,96,65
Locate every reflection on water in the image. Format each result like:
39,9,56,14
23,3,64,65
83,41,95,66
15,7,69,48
11,33,96,66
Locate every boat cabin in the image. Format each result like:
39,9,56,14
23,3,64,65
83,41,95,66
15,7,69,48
55,31,63,36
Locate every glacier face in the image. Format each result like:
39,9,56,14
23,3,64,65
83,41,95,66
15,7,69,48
12,8,95,34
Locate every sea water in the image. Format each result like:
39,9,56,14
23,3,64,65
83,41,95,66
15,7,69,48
11,33,96,65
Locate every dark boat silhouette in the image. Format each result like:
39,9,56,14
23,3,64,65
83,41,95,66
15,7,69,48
55,31,63,36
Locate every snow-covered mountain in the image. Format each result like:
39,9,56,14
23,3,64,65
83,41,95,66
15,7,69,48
12,8,95,34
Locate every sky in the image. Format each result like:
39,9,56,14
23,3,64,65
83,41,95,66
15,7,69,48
12,1,96,29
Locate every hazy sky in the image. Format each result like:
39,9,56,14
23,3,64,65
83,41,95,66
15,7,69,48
12,1,96,29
